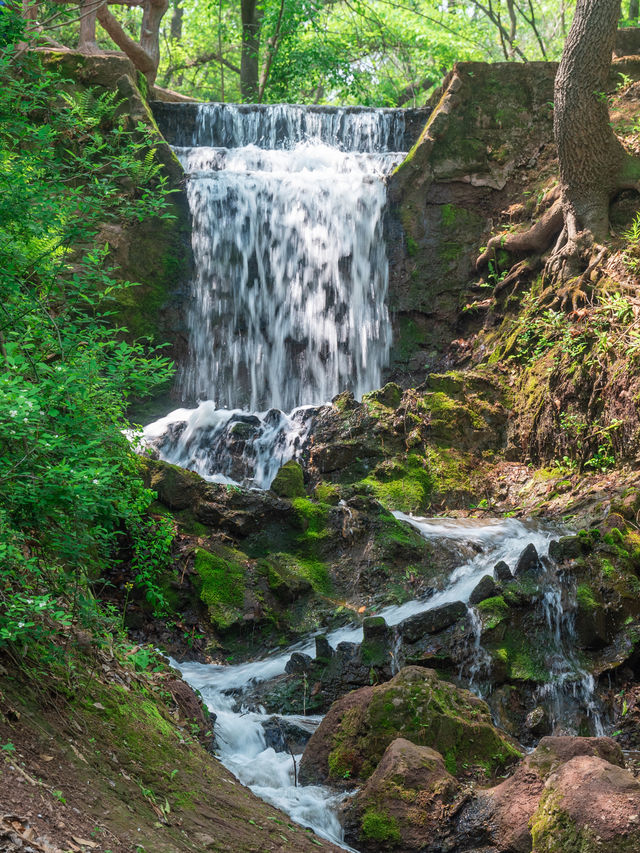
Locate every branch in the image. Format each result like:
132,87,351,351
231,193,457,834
396,75,435,106
96,1,155,74
468,0,529,61
164,49,241,79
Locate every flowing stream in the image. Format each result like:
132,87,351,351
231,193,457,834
145,102,605,848
169,515,605,849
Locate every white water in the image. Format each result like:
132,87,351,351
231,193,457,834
171,515,563,849
144,105,404,489
143,401,315,489
536,585,605,735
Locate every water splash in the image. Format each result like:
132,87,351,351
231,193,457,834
143,401,314,489
535,581,605,736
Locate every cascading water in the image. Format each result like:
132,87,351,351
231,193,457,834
144,103,405,486
170,516,566,850
143,102,607,849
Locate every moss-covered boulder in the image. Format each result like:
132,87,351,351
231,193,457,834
193,546,246,631
530,755,640,852
458,736,627,853
299,666,520,787
344,738,462,852
271,460,306,498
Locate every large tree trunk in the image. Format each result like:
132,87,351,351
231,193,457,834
554,0,628,241
241,0,262,102
140,0,169,74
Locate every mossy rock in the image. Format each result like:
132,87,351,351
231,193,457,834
530,755,640,853
193,546,245,631
299,666,521,787
271,460,306,499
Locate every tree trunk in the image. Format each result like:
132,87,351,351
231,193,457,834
170,0,183,40
241,0,262,102
554,0,627,241
78,0,99,53
629,1,639,20
97,0,168,83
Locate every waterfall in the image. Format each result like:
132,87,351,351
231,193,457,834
144,103,405,485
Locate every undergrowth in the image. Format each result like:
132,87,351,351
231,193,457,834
0,23,176,660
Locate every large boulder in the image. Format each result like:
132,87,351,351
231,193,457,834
343,738,462,852
299,666,520,787
530,755,640,852
455,736,627,853
270,460,306,498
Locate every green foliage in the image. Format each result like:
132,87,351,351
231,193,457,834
0,44,176,653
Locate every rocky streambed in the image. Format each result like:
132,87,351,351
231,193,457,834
152,509,640,852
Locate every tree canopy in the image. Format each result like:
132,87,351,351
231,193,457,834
22,0,580,104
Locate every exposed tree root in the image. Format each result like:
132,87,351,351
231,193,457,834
476,188,563,272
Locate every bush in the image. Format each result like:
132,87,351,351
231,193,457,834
0,41,176,652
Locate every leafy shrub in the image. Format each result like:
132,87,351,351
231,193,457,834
0,41,176,652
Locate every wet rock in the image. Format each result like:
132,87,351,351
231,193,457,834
549,534,588,561
399,601,467,642
514,542,540,576
343,738,461,852
270,460,306,499
361,616,393,668
493,560,512,582
299,666,520,787
315,635,334,663
469,574,499,606
285,652,314,675
261,716,314,754
524,705,551,738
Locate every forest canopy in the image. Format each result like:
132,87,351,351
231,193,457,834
17,0,588,105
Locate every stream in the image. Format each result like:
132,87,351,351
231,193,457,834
144,102,606,848
170,514,597,850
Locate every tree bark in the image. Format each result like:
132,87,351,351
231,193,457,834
170,0,182,40
78,0,99,53
629,1,639,20
97,0,168,83
554,0,628,241
241,0,262,102
140,0,169,74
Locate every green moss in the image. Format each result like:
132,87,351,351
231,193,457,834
292,497,329,539
489,627,549,683
329,669,520,786
576,584,598,611
194,547,245,631
476,595,509,630
314,481,341,504
358,453,433,513
271,460,305,498
361,808,401,843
